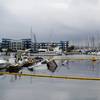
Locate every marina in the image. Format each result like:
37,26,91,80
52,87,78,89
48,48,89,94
0,53,100,100
0,0,100,99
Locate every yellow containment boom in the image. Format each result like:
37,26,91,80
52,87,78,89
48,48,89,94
0,72,100,81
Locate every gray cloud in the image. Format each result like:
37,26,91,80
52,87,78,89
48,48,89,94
0,0,100,42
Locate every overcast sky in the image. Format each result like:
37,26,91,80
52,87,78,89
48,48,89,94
0,0,100,42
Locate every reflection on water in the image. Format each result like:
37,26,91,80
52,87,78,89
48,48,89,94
39,57,100,77
0,55,100,100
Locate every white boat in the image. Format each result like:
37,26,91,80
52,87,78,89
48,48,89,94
0,59,9,69
96,52,100,55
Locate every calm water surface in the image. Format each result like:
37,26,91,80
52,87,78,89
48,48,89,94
0,55,100,100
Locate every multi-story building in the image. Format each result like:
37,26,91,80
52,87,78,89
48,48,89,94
22,39,32,49
1,38,32,51
11,40,23,51
59,41,69,51
32,42,69,52
1,38,69,52
2,38,11,49
36,42,58,50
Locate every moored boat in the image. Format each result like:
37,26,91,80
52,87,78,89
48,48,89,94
0,59,9,70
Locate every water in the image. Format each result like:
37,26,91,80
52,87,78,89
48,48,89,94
0,55,100,100
55,60,100,77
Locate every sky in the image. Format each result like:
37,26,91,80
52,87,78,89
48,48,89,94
0,0,100,43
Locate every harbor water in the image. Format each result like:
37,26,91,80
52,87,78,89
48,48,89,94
0,54,100,100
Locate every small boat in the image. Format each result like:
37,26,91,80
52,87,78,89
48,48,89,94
0,59,9,70
96,52,100,55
